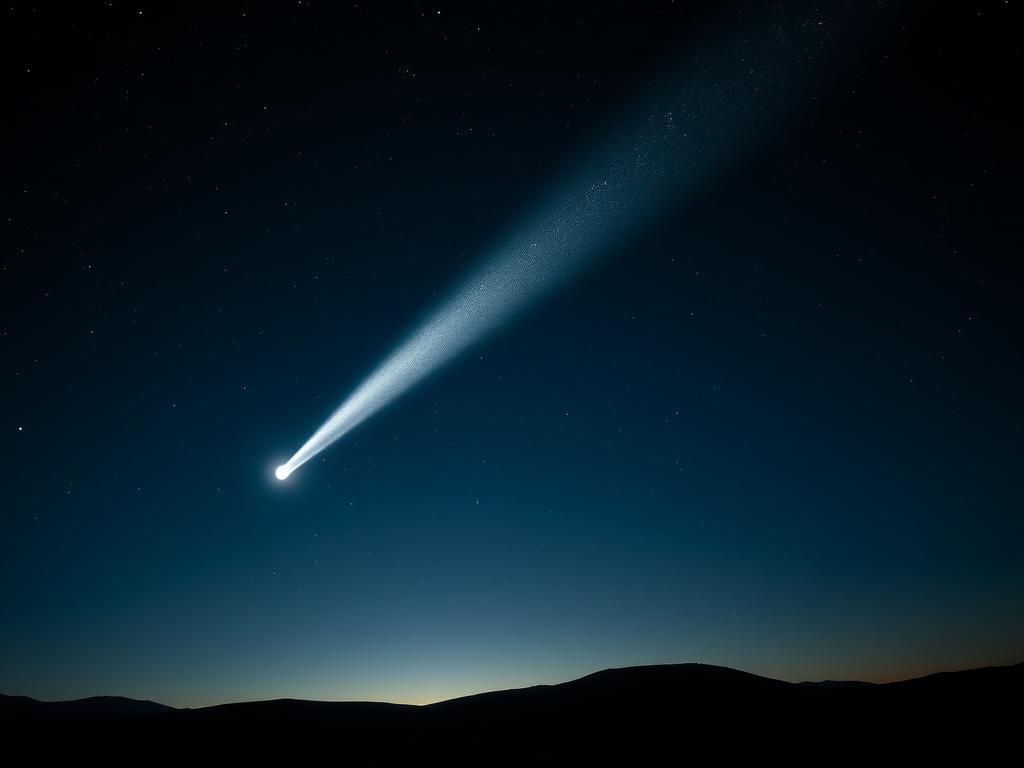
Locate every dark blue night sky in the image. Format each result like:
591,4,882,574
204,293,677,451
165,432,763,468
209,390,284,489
2,2,1021,707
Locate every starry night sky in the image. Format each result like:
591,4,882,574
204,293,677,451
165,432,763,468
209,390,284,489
2,2,1022,707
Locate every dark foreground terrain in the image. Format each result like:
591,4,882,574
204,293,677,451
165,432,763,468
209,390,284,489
2,662,1019,755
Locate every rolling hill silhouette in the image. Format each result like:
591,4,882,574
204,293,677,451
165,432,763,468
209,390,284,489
3,661,1019,751
0,693,172,720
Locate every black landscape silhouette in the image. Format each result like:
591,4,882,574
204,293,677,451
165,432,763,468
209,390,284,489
3,661,1019,752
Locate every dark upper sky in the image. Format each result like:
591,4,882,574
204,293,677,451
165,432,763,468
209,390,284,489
2,1,1021,707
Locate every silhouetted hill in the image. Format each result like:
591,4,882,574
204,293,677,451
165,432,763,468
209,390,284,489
176,697,416,726
3,661,1020,752
426,662,792,723
0,693,172,720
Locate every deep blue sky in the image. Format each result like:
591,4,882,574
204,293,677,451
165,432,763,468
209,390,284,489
2,1,1021,707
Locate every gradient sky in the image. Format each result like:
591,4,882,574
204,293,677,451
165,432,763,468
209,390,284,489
2,1,1022,708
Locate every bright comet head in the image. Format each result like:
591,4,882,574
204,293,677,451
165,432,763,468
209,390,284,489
275,465,291,481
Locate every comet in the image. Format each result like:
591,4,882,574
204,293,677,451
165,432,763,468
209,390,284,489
273,7,855,480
